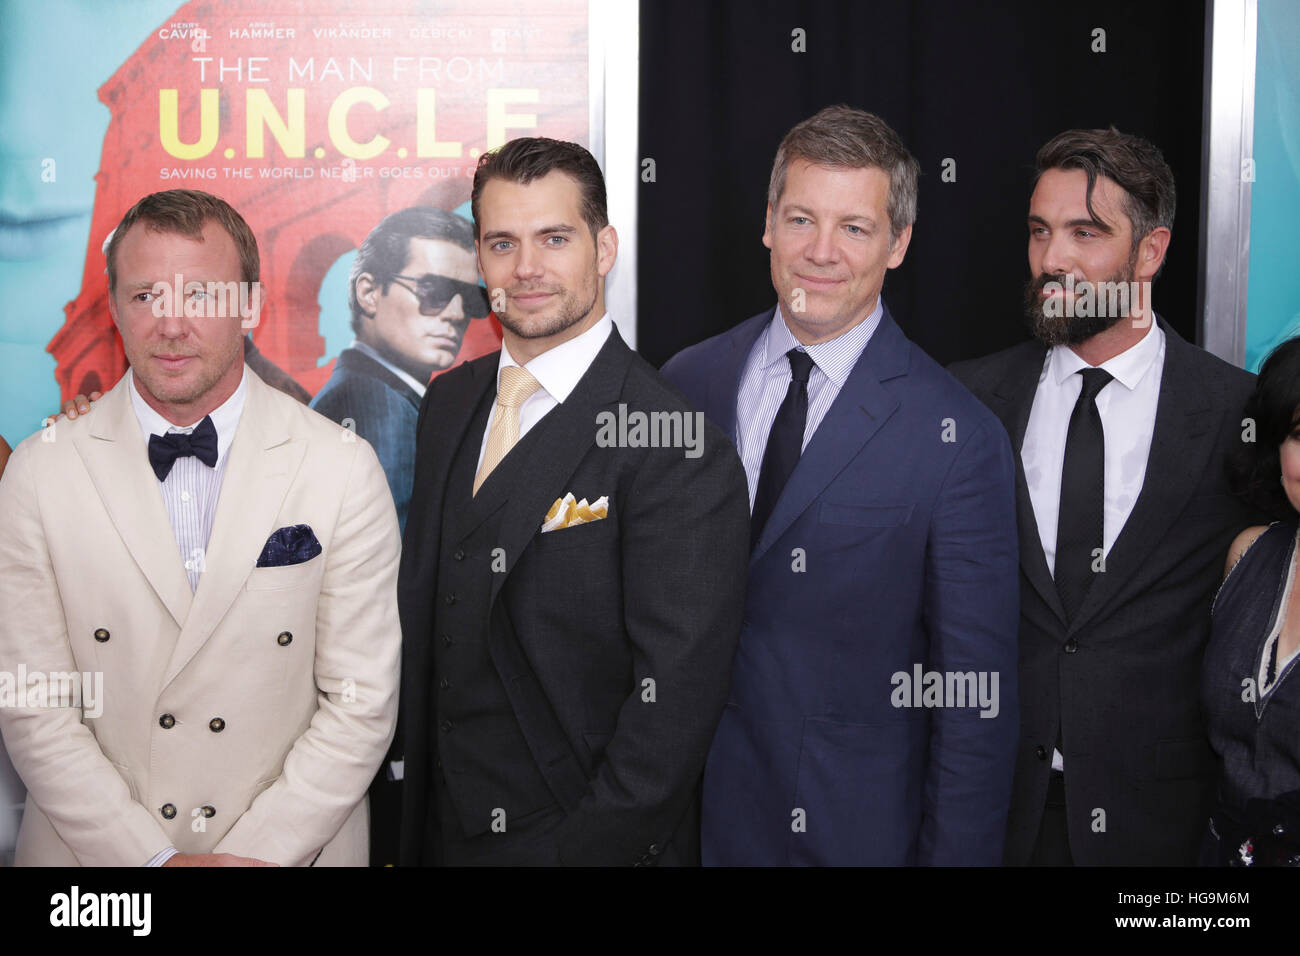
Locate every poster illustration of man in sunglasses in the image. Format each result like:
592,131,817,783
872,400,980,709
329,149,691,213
311,206,495,534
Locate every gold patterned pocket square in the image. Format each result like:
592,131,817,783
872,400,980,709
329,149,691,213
541,492,609,532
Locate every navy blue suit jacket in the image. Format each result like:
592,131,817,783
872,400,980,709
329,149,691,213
661,304,1021,864
310,347,420,533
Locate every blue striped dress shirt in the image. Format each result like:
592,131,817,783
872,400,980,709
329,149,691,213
734,300,883,509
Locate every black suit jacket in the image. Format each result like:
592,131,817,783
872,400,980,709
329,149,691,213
950,318,1256,865
396,327,750,865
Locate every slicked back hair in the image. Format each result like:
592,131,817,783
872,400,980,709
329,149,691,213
349,206,476,333
470,137,609,240
1035,127,1176,272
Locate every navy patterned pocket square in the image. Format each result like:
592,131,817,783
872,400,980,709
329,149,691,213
256,524,322,568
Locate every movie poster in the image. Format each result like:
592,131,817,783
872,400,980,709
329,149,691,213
0,0,591,863
0,0,588,442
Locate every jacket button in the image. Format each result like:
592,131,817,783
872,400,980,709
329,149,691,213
440,678,451,690
201,805,216,819
1274,823,1286,836
277,631,293,646
442,634,455,646
647,843,661,856
440,720,454,732
1063,638,1078,654
93,627,110,643
1035,745,1048,760
160,803,177,820
209,717,226,733
159,714,176,729
454,549,466,561
444,592,458,606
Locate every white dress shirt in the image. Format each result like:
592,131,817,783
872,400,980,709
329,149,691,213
1021,320,1165,770
475,313,613,474
129,367,247,866
734,301,882,509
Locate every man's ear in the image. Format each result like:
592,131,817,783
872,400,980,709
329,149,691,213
353,273,380,319
762,203,774,250
1136,226,1171,281
596,224,618,278
242,280,263,331
886,223,913,269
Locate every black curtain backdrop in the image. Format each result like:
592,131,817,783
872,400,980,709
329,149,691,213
637,0,1207,369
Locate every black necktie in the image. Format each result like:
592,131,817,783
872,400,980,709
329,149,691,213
1054,367,1113,622
751,348,815,548
148,415,218,481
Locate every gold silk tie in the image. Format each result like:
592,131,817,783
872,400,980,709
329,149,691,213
473,365,542,495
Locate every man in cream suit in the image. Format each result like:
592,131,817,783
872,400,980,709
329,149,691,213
0,189,400,867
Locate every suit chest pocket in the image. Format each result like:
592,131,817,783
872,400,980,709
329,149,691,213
245,555,323,591
819,503,913,528
531,515,618,553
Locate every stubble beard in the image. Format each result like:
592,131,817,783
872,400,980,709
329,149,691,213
131,337,243,411
496,282,599,341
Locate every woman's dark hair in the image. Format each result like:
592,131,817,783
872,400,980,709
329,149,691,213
1229,336,1300,520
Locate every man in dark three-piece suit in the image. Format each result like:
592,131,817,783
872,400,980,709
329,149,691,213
663,106,1021,865
396,138,750,865
950,128,1256,865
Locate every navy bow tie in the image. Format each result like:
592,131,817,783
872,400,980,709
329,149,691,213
148,415,218,481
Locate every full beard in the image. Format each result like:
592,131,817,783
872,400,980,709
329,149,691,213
1023,253,1140,347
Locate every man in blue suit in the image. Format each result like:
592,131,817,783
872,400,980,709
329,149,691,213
311,207,489,534
661,105,1020,865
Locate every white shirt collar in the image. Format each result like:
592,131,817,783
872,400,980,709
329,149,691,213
1049,317,1165,392
765,299,883,388
498,313,614,404
349,338,427,398
128,364,248,468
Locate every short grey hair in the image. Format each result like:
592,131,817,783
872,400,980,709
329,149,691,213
767,105,920,243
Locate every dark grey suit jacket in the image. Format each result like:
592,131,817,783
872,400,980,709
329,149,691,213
950,317,1256,865
396,327,750,865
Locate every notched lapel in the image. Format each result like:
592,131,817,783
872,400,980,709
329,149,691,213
749,314,907,566
712,310,772,444
488,331,632,609
1067,326,1217,634
988,345,1066,626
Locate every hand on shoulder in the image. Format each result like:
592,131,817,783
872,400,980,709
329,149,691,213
1224,525,1271,579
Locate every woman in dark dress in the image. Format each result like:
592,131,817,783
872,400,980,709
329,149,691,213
1202,336,1300,866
